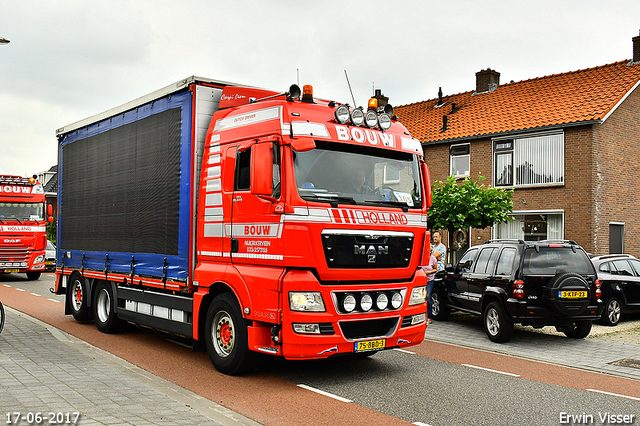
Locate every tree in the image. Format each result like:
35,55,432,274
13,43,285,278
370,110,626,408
429,174,514,258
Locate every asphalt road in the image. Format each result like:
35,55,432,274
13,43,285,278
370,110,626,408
2,272,639,426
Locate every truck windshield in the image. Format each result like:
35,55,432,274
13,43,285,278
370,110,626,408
0,202,44,222
293,141,422,209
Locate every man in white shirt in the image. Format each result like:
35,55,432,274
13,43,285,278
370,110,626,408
432,230,447,271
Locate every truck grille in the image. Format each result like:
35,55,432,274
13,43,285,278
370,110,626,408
339,318,399,339
321,230,413,269
0,248,29,267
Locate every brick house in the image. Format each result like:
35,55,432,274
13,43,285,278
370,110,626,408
396,33,640,260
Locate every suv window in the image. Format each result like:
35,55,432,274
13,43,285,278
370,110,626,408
474,247,497,274
612,259,634,276
457,248,479,274
496,247,517,276
522,247,593,275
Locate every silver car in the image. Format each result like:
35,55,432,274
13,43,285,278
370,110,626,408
45,240,56,272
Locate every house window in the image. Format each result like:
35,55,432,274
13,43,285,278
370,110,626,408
383,164,400,184
494,133,564,187
450,143,470,178
495,212,564,241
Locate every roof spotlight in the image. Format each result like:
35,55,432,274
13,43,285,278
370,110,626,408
364,110,378,128
351,108,365,126
378,114,392,130
334,105,350,124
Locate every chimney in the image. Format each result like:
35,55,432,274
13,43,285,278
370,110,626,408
475,68,500,94
373,89,389,107
633,30,640,63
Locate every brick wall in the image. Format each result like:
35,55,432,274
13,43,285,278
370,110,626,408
593,85,640,257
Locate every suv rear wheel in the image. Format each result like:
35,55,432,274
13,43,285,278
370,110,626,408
483,301,513,343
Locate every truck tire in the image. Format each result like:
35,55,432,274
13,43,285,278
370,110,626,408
205,293,253,375
431,287,450,321
26,272,41,280
563,320,592,339
483,301,513,343
68,273,91,321
600,296,622,327
93,281,122,334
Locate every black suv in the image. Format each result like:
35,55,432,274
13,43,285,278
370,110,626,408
432,239,603,342
590,254,640,326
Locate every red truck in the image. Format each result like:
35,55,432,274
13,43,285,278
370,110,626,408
54,77,432,374
0,175,52,280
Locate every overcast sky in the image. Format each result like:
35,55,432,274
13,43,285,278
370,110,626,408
1,1,639,177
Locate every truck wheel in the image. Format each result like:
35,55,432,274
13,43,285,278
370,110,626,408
431,288,450,321
563,320,592,339
26,272,41,280
205,293,253,375
93,281,122,334
483,301,513,343
600,296,622,327
68,273,91,321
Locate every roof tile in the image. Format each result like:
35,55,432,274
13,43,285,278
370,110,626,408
396,60,640,142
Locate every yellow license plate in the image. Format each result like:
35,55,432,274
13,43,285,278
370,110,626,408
354,339,386,353
3,269,20,273
559,290,587,299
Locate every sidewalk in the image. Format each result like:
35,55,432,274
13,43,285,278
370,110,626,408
425,312,640,381
0,307,262,426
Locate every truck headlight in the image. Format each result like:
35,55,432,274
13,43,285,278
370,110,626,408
409,286,427,305
289,292,326,312
34,255,45,264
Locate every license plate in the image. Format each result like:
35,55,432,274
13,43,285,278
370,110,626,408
354,339,386,353
3,269,20,273
558,290,587,299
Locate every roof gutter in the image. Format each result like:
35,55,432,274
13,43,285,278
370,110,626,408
421,120,602,146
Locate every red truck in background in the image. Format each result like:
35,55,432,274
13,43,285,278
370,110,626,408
54,77,432,375
0,175,52,280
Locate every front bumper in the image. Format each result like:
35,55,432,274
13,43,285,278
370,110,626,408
275,269,428,360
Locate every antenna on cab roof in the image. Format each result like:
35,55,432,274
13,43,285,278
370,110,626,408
344,70,357,106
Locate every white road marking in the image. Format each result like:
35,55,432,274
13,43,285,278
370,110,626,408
297,384,352,403
587,389,640,401
462,364,520,377
393,348,415,354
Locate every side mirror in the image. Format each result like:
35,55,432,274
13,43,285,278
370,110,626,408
251,143,274,197
47,204,53,215
421,162,432,208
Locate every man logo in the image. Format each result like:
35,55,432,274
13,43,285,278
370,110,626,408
354,245,388,263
